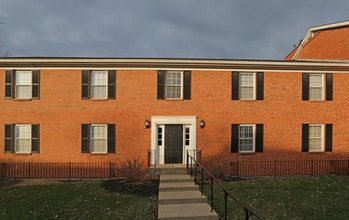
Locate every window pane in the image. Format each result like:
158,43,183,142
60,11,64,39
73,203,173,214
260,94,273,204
15,124,31,153
91,71,107,99
309,125,323,151
166,71,182,99
91,86,107,98
15,71,32,98
16,71,32,85
309,88,323,100
91,71,107,85
16,86,32,98
240,73,254,99
91,125,107,153
309,74,323,100
91,140,106,153
239,125,254,152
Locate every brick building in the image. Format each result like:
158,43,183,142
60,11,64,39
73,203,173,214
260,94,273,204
1,21,348,170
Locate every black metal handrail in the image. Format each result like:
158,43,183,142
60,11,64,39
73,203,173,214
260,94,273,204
186,151,264,220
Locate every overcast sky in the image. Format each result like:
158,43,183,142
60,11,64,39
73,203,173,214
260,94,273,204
0,0,348,60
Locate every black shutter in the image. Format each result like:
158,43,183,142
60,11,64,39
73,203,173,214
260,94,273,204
325,124,333,152
31,124,40,153
108,70,116,99
157,70,166,99
81,124,89,153
32,70,40,99
183,71,191,100
326,73,333,101
107,124,116,153
302,73,309,100
5,70,13,98
231,124,239,153
256,72,264,100
5,124,13,153
302,124,309,152
256,124,264,152
232,72,239,100
82,70,90,99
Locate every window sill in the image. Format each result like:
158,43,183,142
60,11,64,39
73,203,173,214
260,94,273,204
238,152,256,155
13,153,32,155
13,98,33,101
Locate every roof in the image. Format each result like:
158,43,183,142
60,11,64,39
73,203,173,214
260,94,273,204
290,20,349,61
1,57,349,73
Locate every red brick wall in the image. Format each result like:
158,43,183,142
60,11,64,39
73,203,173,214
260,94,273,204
1,69,348,164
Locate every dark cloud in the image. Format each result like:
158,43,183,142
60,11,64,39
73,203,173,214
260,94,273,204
0,0,348,59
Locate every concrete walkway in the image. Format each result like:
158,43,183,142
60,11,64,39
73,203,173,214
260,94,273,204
157,168,218,220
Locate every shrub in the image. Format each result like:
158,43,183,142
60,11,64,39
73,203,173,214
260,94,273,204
116,158,146,183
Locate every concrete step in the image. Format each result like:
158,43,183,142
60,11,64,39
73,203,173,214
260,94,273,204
159,181,198,192
158,203,218,220
159,190,207,204
160,169,187,175
160,174,193,183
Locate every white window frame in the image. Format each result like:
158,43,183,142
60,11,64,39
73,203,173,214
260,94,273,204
309,74,324,100
309,124,324,152
15,124,32,153
15,70,32,99
239,72,256,100
239,124,255,153
184,125,190,146
90,70,108,99
165,71,183,99
90,124,107,153
157,125,164,146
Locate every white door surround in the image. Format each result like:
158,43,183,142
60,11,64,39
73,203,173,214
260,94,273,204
150,116,197,165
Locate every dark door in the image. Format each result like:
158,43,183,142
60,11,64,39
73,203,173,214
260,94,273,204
165,125,183,164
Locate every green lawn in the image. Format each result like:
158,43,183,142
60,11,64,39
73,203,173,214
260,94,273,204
0,179,158,220
1,176,348,220
204,175,349,219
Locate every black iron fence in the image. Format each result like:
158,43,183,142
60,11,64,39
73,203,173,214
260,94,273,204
230,160,349,177
187,153,264,220
0,162,117,179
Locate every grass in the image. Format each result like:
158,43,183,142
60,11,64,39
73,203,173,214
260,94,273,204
204,175,349,219
0,179,158,220
0,176,348,219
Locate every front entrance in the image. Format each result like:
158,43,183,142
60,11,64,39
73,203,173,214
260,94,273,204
164,125,183,164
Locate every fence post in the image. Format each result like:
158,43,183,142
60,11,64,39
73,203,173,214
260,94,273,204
210,176,214,212
224,190,228,219
69,162,71,180
274,160,277,178
311,160,314,176
28,162,31,179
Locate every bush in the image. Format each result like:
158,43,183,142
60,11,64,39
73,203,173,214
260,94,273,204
116,158,146,183
203,156,229,180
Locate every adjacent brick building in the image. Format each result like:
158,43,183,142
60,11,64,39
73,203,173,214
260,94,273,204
1,21,348,171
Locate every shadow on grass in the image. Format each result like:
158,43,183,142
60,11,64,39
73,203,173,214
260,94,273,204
0,179,23,188
101,178,159,197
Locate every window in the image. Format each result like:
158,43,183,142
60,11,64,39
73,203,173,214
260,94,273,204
185,126,190,146
302,124,332,152
166,71,182,99
239,125,254,152
232,72,264,100
82,70,116,99
81,124,115,153
309,74,323,100
240,73,255,100
4,124,40,153
157,70,191,100
5,70,40,99
91,71,107,99
302,73,333,101
157,126,163,146
231,124,263,153
309,125,323,151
